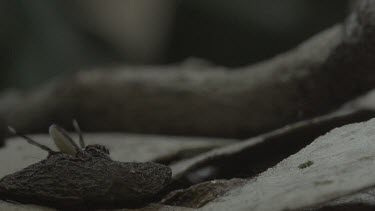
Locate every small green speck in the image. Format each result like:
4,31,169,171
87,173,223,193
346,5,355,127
298,160,314,169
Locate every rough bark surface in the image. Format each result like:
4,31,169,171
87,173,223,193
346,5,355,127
161,179,247,208
170,108,374,185
202,118,375,211
0,153,171,209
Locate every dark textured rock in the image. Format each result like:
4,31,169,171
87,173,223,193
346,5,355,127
161,178,246,208
0,152,171,209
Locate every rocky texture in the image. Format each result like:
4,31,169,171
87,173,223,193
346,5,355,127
0,98,375,210
0,133,232,210
201,118,375,211
0,133,233,178
170,107,373,186
0,200,55,211
157,88,375,206
0,151,171,209
0,201,193,211
1,1,375,138
161,179,247,208
306,189,375,211
2,88,375,210
114,203,194,211
168,84,375,185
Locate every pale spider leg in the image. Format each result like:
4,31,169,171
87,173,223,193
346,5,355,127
8,126,56,154
53,124,81,152
73,119,85,148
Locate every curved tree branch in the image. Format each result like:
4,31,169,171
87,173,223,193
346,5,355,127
1,1,375,138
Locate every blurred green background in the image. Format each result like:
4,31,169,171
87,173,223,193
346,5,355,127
0,0,349,90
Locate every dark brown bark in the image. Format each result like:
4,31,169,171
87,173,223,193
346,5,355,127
0,152,171,209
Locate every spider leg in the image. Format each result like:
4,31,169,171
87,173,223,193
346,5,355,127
73,119,85,148
8,126,56,154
